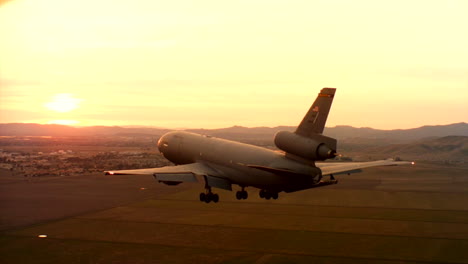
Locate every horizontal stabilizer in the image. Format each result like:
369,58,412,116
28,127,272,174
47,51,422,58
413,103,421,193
317,159,413,176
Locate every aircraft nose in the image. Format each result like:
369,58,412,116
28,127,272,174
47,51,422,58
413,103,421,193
157,134,171,153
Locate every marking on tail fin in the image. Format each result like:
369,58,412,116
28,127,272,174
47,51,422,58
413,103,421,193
296,87,336,136
319,92,334,98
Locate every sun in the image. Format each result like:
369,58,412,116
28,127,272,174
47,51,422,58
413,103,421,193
44,93,81,113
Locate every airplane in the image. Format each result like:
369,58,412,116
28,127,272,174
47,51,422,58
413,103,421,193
105,88,412,203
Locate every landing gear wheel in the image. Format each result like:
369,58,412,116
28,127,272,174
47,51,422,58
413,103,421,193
236,190,248,200
236,191,242,200
242,191,248,200
272,192,279,200
265,192,271,200
204,193,212,203
199,193,206,202
212,194,219,203
259,190,265,198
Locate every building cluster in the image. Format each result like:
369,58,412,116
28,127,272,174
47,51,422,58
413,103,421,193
0,149,170,177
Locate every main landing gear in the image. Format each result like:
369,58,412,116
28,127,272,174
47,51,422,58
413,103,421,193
259,189,279,200
199,186,219,203
236,187,248,200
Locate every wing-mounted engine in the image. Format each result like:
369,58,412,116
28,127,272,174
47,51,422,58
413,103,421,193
274,131,337,161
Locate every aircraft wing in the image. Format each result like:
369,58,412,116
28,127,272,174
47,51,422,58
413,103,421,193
105,163,217,176
317,159,413,176
104,162,233,190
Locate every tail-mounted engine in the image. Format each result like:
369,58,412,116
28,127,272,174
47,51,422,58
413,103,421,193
274,131,337,161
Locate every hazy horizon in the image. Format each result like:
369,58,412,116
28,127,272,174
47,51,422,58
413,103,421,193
1,121,466,131
1,0,467,129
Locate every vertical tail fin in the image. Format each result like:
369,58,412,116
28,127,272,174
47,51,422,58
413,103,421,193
274,88,337,161
295,87,336,136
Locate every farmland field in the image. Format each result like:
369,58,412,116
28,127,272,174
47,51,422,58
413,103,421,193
1,162,467,263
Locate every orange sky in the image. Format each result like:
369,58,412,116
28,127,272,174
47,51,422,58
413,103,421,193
1,0,467,129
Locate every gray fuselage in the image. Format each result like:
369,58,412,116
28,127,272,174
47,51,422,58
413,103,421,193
157,131,321,192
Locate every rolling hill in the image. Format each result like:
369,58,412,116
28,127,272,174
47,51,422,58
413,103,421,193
1,122,466,141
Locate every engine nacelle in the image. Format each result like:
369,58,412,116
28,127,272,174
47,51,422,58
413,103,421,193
274,131,337,161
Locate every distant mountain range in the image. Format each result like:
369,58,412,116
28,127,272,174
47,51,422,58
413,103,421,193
1,123,467,162
0,123,467,142
341,136,468,162
0,123,171,137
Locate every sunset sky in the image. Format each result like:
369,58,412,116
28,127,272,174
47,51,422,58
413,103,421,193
1,0,467,129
